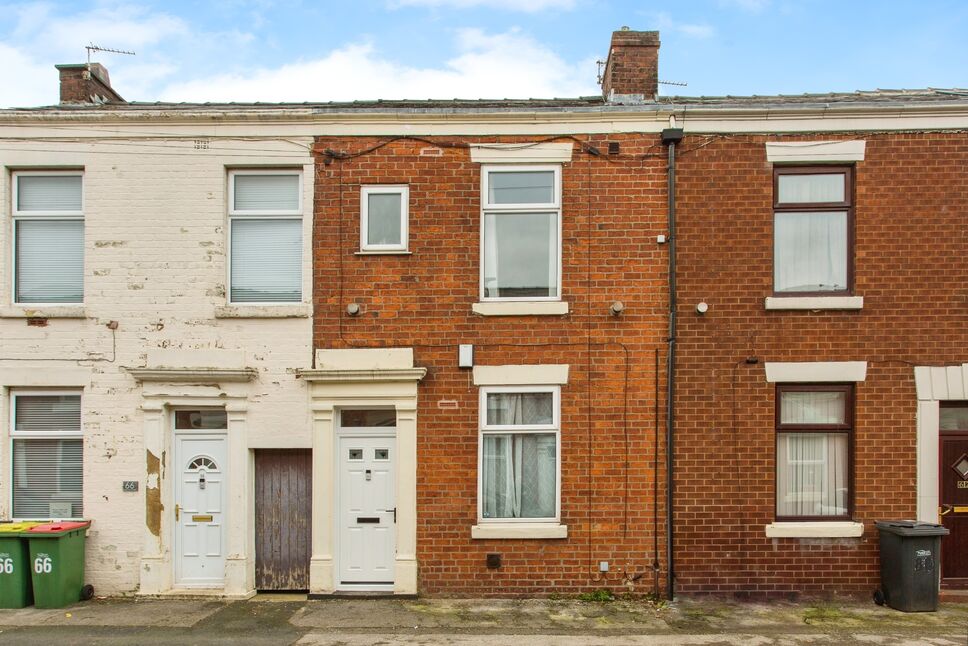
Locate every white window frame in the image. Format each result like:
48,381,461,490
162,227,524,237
479,165,562,303
360,185,409,252
11,171,84,306
226,169,303,305
8,390,83,520
477,385,561,524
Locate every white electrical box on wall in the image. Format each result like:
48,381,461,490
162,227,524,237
458,344,474,368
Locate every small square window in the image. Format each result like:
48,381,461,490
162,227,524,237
348,449,363,461
374,449,389,461
773,167,852,295
360,185,409,252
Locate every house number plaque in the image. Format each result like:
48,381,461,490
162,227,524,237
958,481,968,489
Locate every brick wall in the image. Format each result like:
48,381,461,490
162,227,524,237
0,136,315,594
673,132,968,596
312,134,671,596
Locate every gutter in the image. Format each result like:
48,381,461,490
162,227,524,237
661,124,684,600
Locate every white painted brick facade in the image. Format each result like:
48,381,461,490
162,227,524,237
0,134,314,594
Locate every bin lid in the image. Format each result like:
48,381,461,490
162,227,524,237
875,520,950,536
0,522,42,534
26,521,91,535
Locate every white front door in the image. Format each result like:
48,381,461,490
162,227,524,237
338,434,396,586
174,434,227,587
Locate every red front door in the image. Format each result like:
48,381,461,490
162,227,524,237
940,404,968,587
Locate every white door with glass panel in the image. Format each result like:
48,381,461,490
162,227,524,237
174,414,227,587
338,430,396,587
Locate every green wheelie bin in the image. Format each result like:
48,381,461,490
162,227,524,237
25,521,92,608
0,522,41,608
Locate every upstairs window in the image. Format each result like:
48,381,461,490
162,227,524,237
360,185,408,252
228,170,302,303
773,167,852,295
776,385,852,520
13,172,84,304
10,392,83,519
481,166,561,300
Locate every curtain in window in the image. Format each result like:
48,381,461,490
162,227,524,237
15,219,84,303
482,392,556,519
779,390,846,425
776,432,847,517
777,174,845,204
482,433,556,519
483,212,557,298
774,211,847,292
230,218,301,302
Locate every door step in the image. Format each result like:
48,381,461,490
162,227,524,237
939,589,968,602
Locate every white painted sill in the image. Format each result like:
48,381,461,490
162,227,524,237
215,304,311,319
0,306,86,319
355,250,412,256
471,523,568,539
472,301,570,316
765,296,863,311
765,521,864,538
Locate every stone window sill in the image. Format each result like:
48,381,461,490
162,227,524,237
764,296,863,311
765,521,864,538
471,523,568,539
215,304,311,319
472,301,569,317
0,306,86,319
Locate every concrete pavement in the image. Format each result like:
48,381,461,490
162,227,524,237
0,594,964,645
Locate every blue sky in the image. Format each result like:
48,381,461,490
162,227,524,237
2,0,966,107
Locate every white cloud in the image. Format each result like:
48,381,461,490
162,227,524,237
159,28,600,102
391,0,577,12
651,12,715,39
718,0,770,11
0,2,252,107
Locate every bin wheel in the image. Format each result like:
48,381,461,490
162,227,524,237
873,588,885,606
80,584,95,601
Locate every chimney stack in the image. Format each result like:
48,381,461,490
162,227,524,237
55,63,125,105
600,28,660,104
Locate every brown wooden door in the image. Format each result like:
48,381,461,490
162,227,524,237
255,449,312,591
940,434,968,586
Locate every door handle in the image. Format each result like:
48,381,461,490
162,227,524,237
940,504,954,516
175,504,180,521
388,508,397,523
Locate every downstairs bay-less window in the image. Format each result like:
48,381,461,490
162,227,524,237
228,170,302,303
479,387,559,521
481,166,561,300
776,385,852,520
10,392,83,519
12,172,84,304
773,167,852,295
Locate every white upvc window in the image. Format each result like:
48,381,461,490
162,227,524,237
480,165,562,301
12,171,84,304
228,169,303,304
360,185,409,252
478,385,560,523
9,391,83,520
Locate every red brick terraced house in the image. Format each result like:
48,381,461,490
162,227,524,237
0,28,965,600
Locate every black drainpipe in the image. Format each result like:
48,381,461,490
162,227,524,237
661,124,683,600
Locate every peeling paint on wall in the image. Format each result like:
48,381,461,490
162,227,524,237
146,450,163,537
